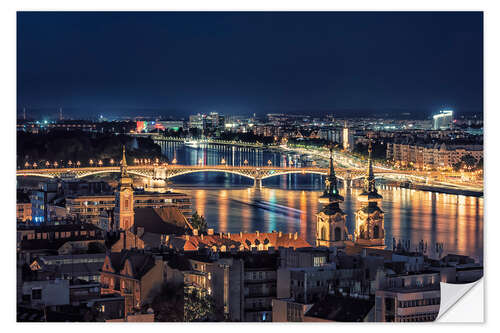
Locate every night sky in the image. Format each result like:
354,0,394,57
17,12,483,119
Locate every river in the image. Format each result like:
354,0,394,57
158,141,483,261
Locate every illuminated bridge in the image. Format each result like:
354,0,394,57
16,164,431,188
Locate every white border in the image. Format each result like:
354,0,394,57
2,1,497,332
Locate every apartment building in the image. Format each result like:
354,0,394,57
387,142,483,168
66,190,192,225
374,271,441,322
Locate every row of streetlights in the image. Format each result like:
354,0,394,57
23,157,314,169
22,158,164,169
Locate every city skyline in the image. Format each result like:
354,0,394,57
17,12,483,118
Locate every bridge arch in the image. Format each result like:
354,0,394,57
166,168,257,180
75,170,153,179
17,173,56,179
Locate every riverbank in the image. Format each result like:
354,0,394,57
411,184,483,197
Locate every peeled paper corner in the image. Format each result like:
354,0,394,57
436,279,484,322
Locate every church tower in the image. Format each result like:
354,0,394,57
316,147,349,247
114,146,134,231
354,141,385,247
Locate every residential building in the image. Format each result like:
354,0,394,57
17,191,32,222
374,271,441,322
100,250,165,315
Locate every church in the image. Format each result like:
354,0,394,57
316,143,385,248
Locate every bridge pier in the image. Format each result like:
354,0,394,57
254,178,262,189
148,177,167,188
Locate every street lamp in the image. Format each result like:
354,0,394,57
98,160,103,166
89,159,94,166
76,161,81,167
221,157,226,165
68,160,73,167
267,160,272,167
110,158,114,165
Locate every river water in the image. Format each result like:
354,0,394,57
159,141,483,261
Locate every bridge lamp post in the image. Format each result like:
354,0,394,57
267,160,272,167
198,158,203,166
98,160,103,167
33,162,37,169
89,159,94,166
110,159,114,166
76,161,81,167
221,158,226,166
45,161,50,168
53,161,58,168
243,159,248,166
24,161,30,168
172,158,177,165
68,160,73,167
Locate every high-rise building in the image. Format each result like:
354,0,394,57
316,147,348,247
114,146,134,230
432,110,453,130
342,121,354,151
354,142,385,247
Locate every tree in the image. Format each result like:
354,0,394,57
476,157,483,170
461,154,477,170
148,282,184,322
183,287,215,322
190,211,208,233
452,161,463,172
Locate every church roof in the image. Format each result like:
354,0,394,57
319,146,344,204
133,207,188,235
320,202,346,216
358,140,383,202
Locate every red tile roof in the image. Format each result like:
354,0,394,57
168,231,312,252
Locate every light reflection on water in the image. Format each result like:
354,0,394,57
160,141,483,260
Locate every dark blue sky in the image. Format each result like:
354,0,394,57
17,11,483,118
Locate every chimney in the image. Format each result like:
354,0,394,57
278,231,282,237
294,232,298,240
256,230,260,237
193,229,198,236
207,228,214,235
289,233,292,239
240,231,243,238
